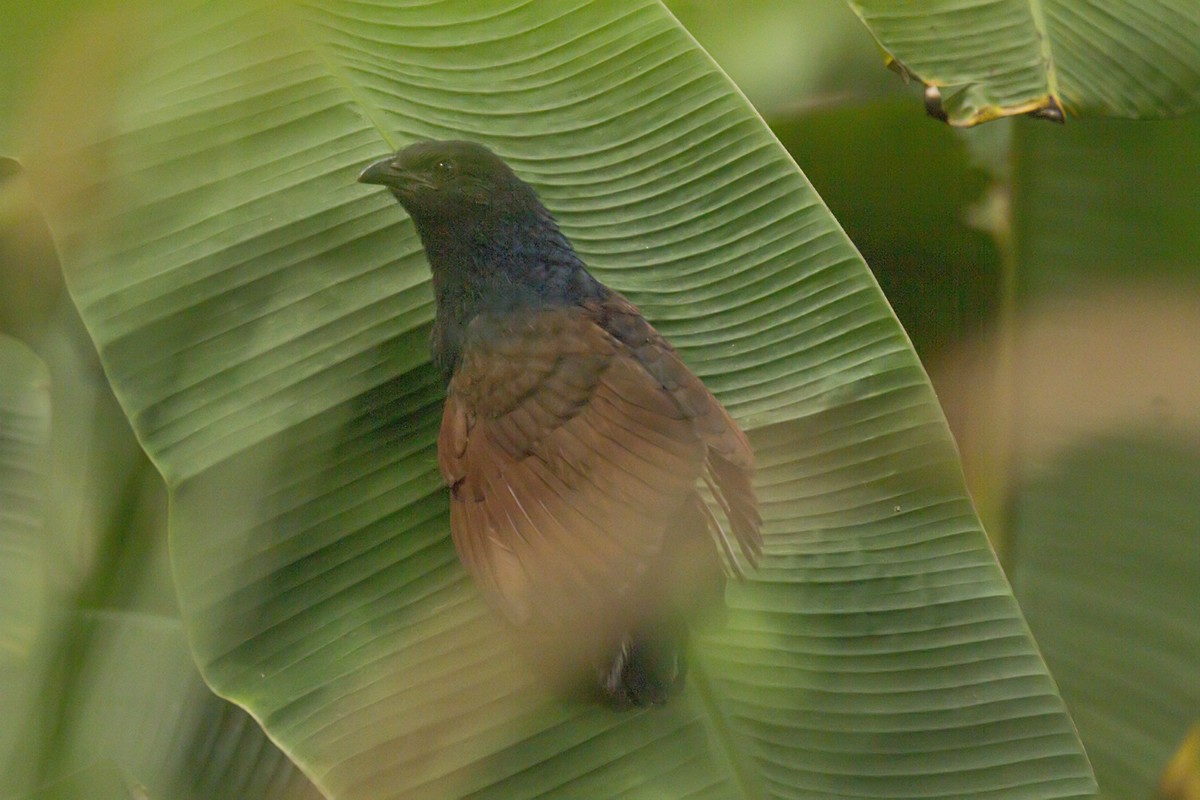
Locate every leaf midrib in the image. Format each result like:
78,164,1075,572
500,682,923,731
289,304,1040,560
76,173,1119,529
1025,0,1061,102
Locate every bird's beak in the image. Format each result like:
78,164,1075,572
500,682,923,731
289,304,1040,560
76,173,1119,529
357,156,403,187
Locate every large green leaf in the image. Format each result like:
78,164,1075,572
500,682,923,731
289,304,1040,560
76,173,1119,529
845,0,1200,125
22,1,1095,797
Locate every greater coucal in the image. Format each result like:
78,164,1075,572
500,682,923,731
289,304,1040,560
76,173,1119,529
359,140,760,707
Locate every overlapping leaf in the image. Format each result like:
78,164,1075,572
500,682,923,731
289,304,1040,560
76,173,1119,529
27,1,1095,797
846,0,1200,125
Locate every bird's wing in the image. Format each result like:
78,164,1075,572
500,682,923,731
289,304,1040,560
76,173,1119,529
597,294,762,569
439,304,741,627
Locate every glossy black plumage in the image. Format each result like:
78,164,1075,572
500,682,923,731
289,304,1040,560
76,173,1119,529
359,140,760,707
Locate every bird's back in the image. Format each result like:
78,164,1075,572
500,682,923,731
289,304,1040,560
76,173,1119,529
438,290,759,706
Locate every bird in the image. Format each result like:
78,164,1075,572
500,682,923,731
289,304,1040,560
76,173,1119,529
358,140,761,707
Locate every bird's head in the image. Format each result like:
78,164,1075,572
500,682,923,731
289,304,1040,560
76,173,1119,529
358,138,592,342
358,140,528,224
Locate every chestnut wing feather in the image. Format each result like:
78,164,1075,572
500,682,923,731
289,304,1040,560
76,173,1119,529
597,295,762,565
438,303,759,627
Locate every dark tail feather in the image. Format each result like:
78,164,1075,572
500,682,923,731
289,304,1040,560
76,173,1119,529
598,614,688,708
598,493,728,708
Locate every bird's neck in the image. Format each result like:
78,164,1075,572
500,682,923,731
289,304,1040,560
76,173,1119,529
413,201,603,381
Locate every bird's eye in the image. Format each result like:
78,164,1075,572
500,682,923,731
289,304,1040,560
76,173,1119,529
435,159,455,175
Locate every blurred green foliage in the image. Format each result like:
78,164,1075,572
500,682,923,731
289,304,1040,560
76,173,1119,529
0,161,322,799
